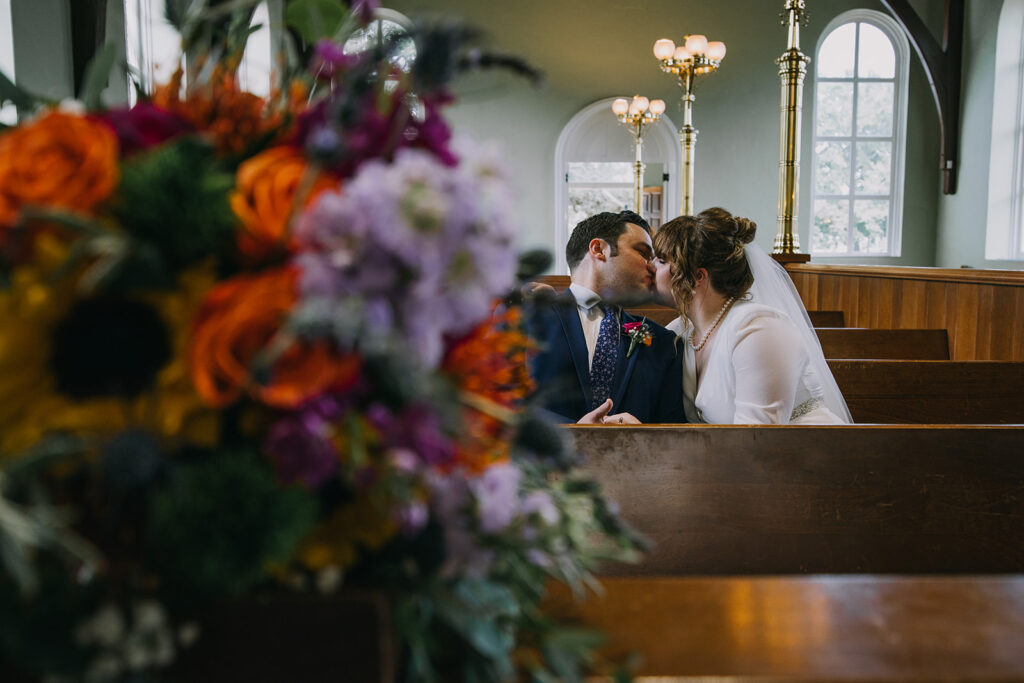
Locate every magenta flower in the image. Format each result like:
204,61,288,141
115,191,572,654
95,102,193,157
263,396,345,488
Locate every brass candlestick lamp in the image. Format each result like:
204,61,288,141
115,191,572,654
774,0,811,261
612,95,666,215
653,34,726,216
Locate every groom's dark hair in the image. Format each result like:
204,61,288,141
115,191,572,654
565,210,650,271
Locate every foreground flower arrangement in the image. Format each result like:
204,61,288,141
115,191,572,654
0,3,642,681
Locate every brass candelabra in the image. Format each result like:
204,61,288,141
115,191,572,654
653,34,726,216
774,0,811,260
612,95,666,215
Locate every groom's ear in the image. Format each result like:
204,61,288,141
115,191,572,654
588,238,608,261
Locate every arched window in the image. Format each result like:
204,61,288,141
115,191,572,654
809,10,909,256
553,98,679,273
343,8,416,75
986,0,1024,261
1,0,17,124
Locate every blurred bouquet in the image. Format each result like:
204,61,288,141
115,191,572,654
0,1,643,681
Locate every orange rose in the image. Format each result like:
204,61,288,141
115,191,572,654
189,266,359,408
230,146,338,261
0,111,119,228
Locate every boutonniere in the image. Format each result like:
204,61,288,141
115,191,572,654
623,318,653,358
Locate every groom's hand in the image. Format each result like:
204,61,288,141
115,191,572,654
577,398,613,424
603,412,640,425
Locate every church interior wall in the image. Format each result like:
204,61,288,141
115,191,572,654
7,0,1022,270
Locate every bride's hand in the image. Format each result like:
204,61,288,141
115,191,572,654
603,412,640,425
577,399,613,424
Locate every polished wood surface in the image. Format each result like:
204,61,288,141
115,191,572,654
828,360,1024,423
809,309,845,327
817,328,949,359
568,425,1024,575
786,264,1024,361
545,576,1024,680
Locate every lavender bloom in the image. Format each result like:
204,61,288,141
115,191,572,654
397,500,429,537
521,490,559,526
293,144,518,367
470,463,522,534
263,396,344,488
367,403,454,468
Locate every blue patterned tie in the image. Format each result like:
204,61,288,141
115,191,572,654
590,306,618,409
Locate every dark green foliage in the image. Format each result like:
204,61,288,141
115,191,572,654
113,137,238,274
147,450,317,597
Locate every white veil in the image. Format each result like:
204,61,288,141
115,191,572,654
744,244,853,423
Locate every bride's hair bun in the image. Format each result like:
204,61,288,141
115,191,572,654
734,216,757,245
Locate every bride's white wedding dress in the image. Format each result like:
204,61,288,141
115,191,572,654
667,302,848,424
665,244,853,425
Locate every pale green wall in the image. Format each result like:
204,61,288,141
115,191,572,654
9,0,73,102
934,0,1022,269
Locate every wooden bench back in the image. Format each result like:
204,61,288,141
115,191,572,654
568,425,1024,575
817,328,950,359
829,360,1024,423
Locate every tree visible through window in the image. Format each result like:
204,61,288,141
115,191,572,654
810,12,908,256
566,162,634,233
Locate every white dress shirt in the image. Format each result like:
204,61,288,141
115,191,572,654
569,283,606,370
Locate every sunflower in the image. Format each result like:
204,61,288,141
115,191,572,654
0,234,219,459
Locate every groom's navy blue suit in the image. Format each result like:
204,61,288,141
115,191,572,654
525,290,686,423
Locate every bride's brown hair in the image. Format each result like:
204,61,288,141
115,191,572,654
653,207,757,309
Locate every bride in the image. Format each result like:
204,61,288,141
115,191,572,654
651,207,852,424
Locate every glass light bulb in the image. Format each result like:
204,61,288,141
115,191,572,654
673,45,691,61
612,98,630,115
653,39,676,61
633,96,650,112
628,101,641,116
707,41,727,61
649,99,666,115
685,34,708,55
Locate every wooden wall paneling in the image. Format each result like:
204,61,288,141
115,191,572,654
954,284,980,361
975,285,995,358
1011,287,1024,359
924,280,948,334
903,279,927,327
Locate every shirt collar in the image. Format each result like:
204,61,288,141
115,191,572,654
569,283,602,311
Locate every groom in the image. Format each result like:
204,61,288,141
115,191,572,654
524,211,685,423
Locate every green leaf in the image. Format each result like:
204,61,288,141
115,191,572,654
79,43,119,110
0,70,38,111
285,0,348,44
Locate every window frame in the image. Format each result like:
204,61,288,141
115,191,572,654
554,98,679,274
808,9,910,258
986,0,1024,262
0,0,16,125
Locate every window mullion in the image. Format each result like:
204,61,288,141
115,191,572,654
847,22,860,253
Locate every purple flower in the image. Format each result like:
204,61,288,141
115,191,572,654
522,490,559,526
397,500,429,537
471,463,522,534
367,403,454,468
263,396,345,488
311,40,359,80
95,102,193,157
293,144,518,367
351,0,379,24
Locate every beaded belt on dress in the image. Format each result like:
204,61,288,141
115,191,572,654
790,397,824,421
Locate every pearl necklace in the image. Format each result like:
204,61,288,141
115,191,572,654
689,296,736,352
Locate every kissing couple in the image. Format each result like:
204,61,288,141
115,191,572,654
524,208,852,425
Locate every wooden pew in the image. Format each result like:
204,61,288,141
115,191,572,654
545,575,1024,681
568,425,1024,575
829,360,1024,423
817,328,949,359
809,309,845,327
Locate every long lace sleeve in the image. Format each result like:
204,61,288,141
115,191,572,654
730,313,806,424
